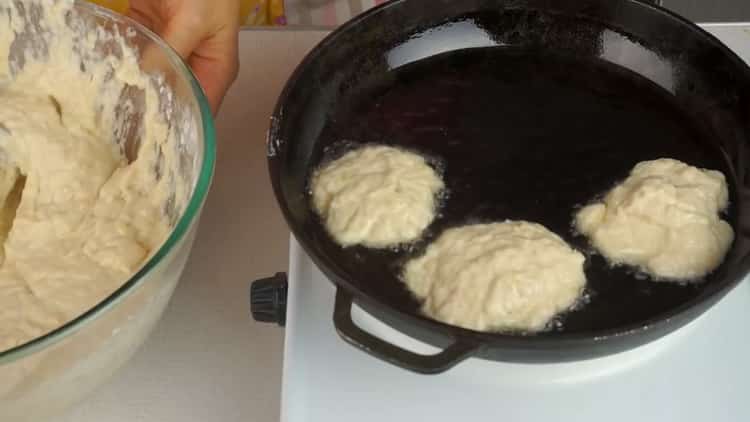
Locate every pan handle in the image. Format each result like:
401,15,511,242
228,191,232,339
333,288,480,374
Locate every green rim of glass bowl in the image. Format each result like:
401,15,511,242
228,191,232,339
0,1,217,364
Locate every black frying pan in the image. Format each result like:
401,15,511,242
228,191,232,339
267,0,750,374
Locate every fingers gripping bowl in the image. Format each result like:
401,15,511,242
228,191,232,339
0,1,215,420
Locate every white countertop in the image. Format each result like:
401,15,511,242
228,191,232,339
61,29,328,422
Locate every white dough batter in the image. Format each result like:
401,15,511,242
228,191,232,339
575,158,733,280
403,221,586,332
311,145,443,248
0,0,180,351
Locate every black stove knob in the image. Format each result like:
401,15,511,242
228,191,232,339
250,272,288,326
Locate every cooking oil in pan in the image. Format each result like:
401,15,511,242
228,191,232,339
313,46,736,333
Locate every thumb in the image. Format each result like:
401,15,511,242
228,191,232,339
159,18,237,114
159,17,207,62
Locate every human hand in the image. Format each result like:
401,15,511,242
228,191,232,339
128,0,241,115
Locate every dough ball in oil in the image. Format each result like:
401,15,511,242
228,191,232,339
576,158,733,280
403,221,586,333
311,145,443,248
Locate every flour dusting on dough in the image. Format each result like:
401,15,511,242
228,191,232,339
0,0,190,351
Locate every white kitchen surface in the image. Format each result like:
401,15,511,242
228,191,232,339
61,30,326,422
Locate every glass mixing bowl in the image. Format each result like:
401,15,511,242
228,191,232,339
0,2,215,420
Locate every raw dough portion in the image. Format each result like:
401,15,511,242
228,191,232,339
311,145,443,248
575,158,733,280
403,221,586,332
0,0,179,351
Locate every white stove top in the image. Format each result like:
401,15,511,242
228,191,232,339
281,24,750,422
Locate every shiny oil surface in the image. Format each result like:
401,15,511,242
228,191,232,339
310,46,735,333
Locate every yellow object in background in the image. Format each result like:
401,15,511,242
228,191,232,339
241,0,286,25
88,0,129,14
87,0,286,26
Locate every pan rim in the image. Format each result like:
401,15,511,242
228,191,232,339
267,0,750,352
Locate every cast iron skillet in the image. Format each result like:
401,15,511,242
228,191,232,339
267,0,750,374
